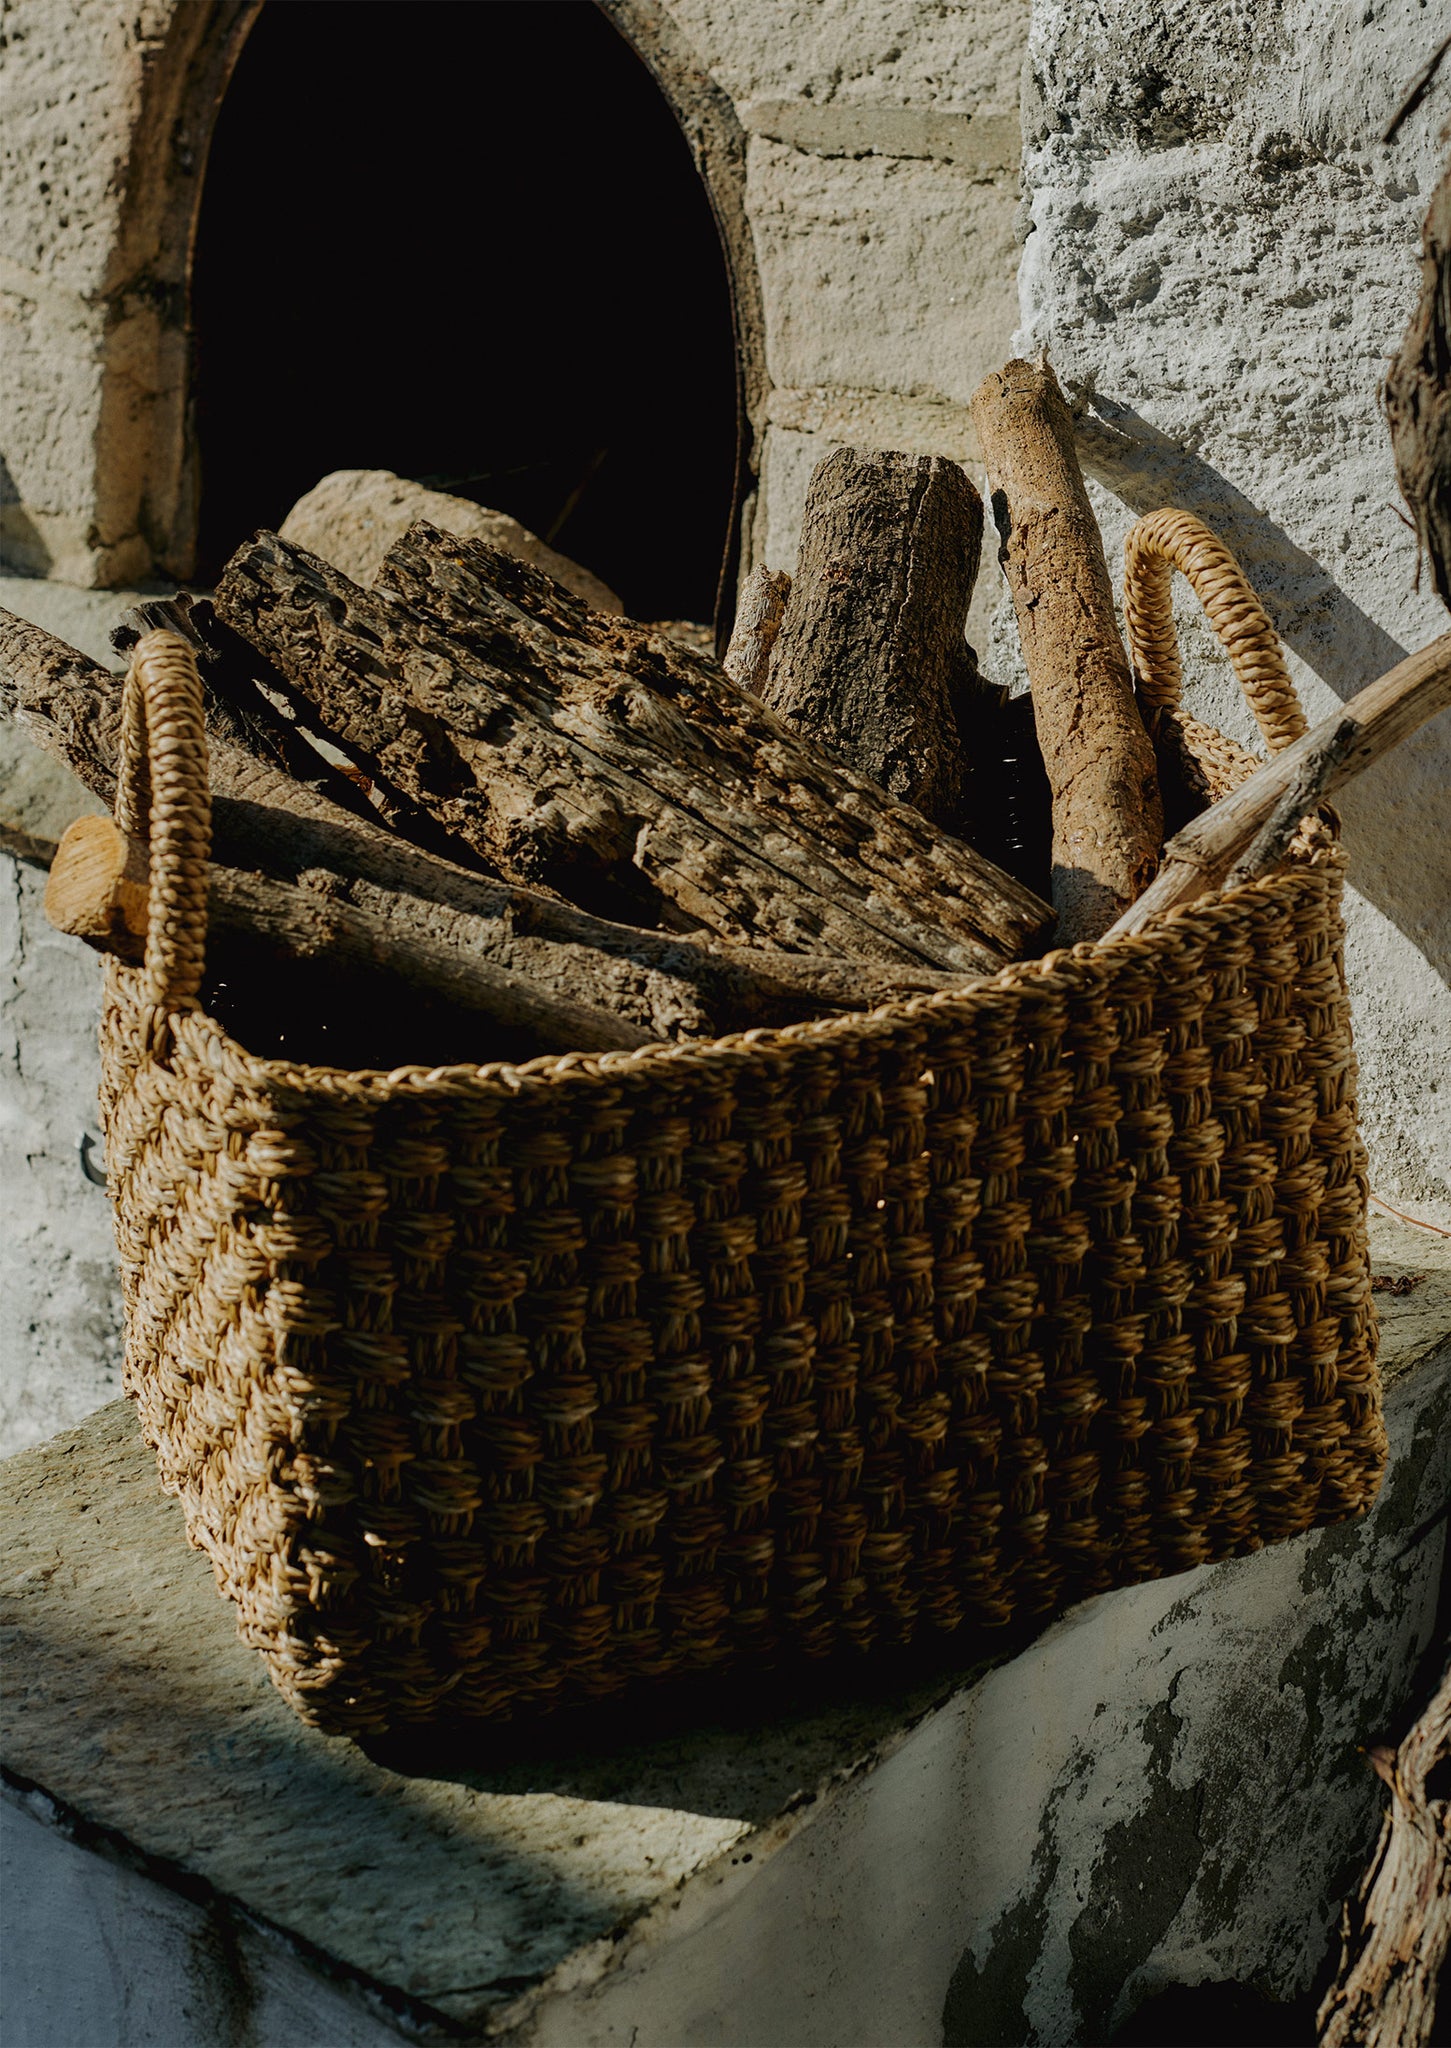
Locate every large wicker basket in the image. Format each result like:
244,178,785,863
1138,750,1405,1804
99,516,1385,1736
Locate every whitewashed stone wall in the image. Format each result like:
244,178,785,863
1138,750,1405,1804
1014,0,1451,1223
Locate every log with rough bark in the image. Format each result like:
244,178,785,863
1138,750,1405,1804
0,607,982,1040
971,359,1165,943
722,564,791,693
1317,1660,1450,2048
1103,633,1451,939
761,447,987,830
213,522,1053,973
113,593,488,866
43,812,658,1054
1384,156,1451,607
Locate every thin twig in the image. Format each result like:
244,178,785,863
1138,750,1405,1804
1382,32,1451,144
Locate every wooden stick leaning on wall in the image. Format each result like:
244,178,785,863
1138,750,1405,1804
971,359,1165,942
760,447,992,830
1103,632,1451,939
1,608,987,1041
1316,1660,1451,2048
1383,155,1451,608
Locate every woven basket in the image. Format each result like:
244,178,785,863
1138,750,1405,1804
99,514,1385,1737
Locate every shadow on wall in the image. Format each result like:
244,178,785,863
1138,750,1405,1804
0,454,52,578
1075,393,1451,987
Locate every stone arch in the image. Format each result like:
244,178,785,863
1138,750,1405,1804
91,0,765,614
94,0,262,583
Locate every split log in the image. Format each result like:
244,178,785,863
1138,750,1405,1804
1384,158,1451,605
0,607,982,1038
214,523,1052,974
1317,1659,1450,2048
762,448,986,829
1103,633,1451,939
43,813,657,1054
971,359,1164,942
722,565,790,692
112,594,486,866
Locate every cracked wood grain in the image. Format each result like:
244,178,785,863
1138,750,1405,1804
214,523,1051,975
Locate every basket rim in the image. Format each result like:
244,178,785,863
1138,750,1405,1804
104,824,1343,1113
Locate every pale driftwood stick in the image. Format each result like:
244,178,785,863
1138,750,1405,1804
44,814,657,1053
217,524,1051,973
0,609,986,1035
971,360,1164,942
1104,633,1451,938
1317,1661,1450,2048
722,565,791,693
1384,159,1451,607
762,448,985,829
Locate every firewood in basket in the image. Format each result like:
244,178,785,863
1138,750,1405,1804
42,813,983,1048
1,607,987,1039
722,565,791,693
761,447,991,831
971,359,1165,943
113,593,487,869
43,813,658,1053
212,523,1053,975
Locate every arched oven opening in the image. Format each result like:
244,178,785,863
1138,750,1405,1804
190,0,740,630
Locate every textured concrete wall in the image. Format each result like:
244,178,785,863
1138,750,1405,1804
1012,0,1451,1223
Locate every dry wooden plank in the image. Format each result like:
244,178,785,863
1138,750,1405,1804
762,447,987,828
1104,633,1451,938
214,523,1051,974
1,606,987,1037
971,359,1165,942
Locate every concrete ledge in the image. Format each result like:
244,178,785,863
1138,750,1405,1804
3,1214,1448,2048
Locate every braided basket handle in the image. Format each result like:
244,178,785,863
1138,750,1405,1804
1123,509,1308,755
116,631,212,1011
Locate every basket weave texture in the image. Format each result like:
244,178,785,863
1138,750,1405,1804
99,524,1385,1736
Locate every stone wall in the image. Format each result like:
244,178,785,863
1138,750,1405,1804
0,0,1029,617
0,0,258,585
1013,0,1451,1222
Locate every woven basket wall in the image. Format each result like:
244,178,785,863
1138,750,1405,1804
98,547,1386,1738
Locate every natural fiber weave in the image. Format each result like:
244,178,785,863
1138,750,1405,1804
100,605,1385,1737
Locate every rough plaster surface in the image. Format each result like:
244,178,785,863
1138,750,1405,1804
0,859,119,1459
662,0,1027,120
0,0,233,584
2,1220,1447,2048
0,575,145,1460
1,1791,405,2048
1014,0,1451,1223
